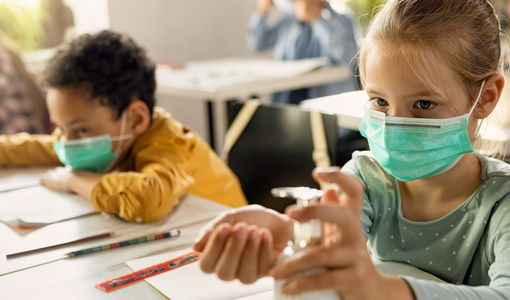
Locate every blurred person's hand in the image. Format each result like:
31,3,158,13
257,0,274,16
294,0,324,23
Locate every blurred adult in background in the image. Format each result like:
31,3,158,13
41,0,74,48
0,37,47,134
248,0,358,104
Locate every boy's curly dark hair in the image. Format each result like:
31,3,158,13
42,30,156,119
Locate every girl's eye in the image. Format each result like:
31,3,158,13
373,98,388,107
415,100,435,110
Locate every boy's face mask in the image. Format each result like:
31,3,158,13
273,0,294,14
53,111,133,173
359,81,485,182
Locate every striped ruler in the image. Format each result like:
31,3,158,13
95,252,201,293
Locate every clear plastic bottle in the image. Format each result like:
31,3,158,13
271,187,341,300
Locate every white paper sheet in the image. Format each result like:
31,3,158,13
0,167,51,192
126,248,274,300
156,57,329,91
0,185,95,227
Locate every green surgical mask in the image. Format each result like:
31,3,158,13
359,81,484,182
53,111,133,173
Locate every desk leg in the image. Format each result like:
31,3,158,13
206,100,235,155
213,101,229,155
206,101,215,151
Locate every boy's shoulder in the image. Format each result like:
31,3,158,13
136,106,200,150
150,107,191,136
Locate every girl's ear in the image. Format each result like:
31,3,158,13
126,99,151,135
473,74,505,119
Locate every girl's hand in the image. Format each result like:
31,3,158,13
271,167,415,300
193,205,291,284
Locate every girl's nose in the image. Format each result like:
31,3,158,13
387,106,413,118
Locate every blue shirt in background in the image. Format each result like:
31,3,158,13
247,2,359,104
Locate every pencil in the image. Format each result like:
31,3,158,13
66,229,181,257
6,232,115,259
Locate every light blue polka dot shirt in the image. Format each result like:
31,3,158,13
343,151,510,299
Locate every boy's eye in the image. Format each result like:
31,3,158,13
77,128,89,134
415,100,435,110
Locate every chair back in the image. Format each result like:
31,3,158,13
227,103,337,213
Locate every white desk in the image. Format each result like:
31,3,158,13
156,58,351,153
0,169,229,300
300,90,367,131
0,169,446,299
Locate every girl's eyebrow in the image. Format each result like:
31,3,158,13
366,88,437,99
402,91,437,99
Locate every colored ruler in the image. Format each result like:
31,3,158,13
95,252,201,293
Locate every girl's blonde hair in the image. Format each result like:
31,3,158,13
359,0,506,158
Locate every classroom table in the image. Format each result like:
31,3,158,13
0,168,444,299
0,169,230,300
299,90,367,131
156,57,351,153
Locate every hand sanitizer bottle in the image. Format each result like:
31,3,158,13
271,187,341,300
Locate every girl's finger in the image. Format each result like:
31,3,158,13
193,210,236,252
237,226,262,284
199,223,232,273
258,228,275,277
214,222,250,281
313,167,364,215
192,231,210,252
271,247,355,280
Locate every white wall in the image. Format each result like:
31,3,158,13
108,0,267,63
64,0,110,35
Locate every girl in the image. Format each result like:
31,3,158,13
193,0,510,299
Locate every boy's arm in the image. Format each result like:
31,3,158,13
0,133,62,168
89,160,194,223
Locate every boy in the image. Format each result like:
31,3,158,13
0,30,247,223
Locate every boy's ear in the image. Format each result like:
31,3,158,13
126,99,151,135
473,74,505,119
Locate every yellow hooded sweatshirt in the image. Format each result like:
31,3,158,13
0,107,247,222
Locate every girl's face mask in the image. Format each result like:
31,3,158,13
359,81,485,182
53,111,133,173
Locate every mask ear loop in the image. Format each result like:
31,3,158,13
110,111,134,148
469,80,485,118
104,111,133,173
116,111,128,152
470,80,486,147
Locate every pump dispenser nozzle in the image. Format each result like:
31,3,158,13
271,187,323,248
